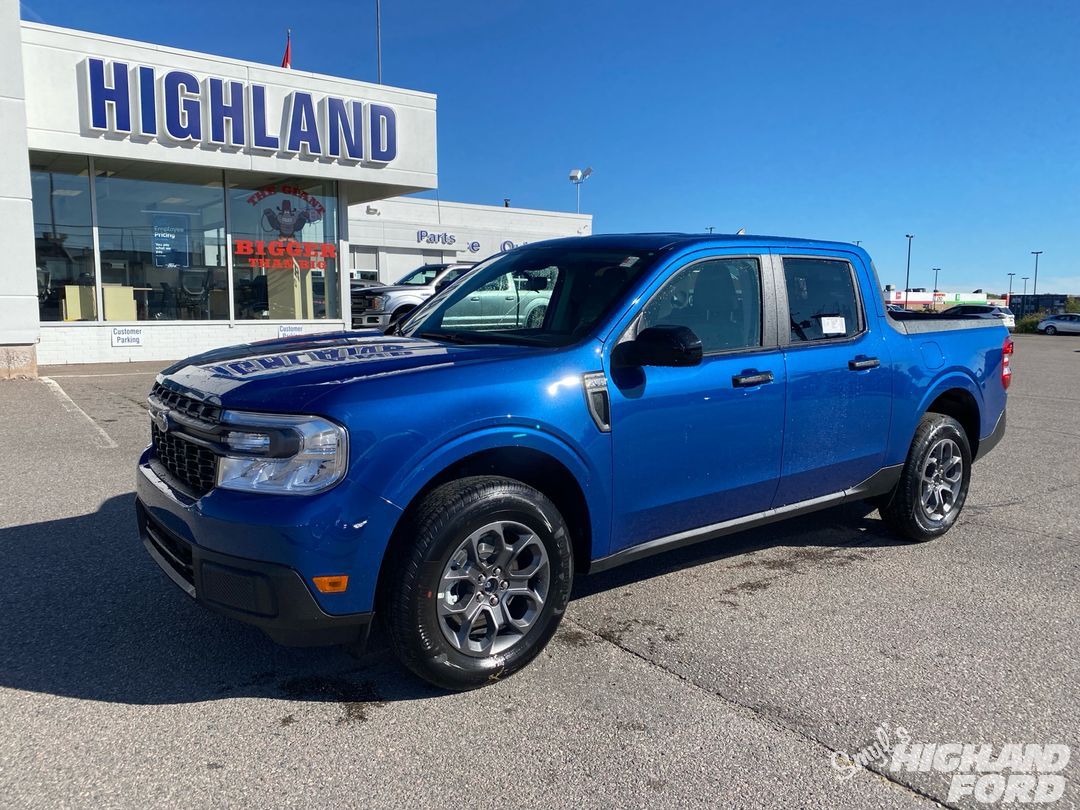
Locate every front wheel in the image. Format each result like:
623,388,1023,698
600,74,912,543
1044,325,1057,335
384,476,574,690
525,305,547,329
879,413,972,542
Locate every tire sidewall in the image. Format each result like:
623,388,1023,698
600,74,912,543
406,488,573,689
907,418,972,537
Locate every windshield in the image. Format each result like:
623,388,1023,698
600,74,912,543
400,246,656,347
397,266,445,286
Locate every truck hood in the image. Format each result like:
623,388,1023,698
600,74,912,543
353,284,431,296
157,330,522,412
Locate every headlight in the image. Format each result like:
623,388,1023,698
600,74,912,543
368,296,385,312
216,411,348,495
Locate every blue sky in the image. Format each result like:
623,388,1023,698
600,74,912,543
21,0,1080,294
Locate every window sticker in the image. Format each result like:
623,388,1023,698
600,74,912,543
620,256,640,267
820,316,847,335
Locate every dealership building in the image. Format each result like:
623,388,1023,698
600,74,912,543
0,11,590,373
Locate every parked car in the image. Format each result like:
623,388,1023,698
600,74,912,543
1036,314,1080,335
351,263,476,330
137,235,1011,690
939,304,1015,329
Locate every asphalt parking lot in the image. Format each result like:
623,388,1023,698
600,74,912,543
0,335,1077,808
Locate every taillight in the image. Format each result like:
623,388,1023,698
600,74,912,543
1001,337,1014,390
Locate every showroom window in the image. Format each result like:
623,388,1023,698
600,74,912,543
93,159,228,321
30,153,96,321
229,175,340,320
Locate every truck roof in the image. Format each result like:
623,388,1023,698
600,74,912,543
522,233,867,254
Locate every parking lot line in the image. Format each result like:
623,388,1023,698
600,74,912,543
39,376,119,449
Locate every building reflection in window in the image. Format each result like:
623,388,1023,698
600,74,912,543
94,158,227,322
229,175,339,320
30,152,97,321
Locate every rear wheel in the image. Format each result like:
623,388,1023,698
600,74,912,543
384,476,573,690
879,413,971,542
1044,325,1057,335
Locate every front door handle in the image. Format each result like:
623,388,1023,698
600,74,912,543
469,296,480,301
732,370,774,388
504,295,515,300
848,357,880,371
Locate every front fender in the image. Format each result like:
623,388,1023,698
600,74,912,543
386,295,425,312
381,424,612,562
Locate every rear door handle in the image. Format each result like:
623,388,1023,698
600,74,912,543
848,357,880,371
504,295,515,300
732,370,774,388
469,296,480,301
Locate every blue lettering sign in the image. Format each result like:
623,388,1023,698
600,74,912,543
137,65,156,136
286,91,322,155
368,104,397,162
87,57,131,132
208,78,245,147
81,58,399,166
163,71,201,140
250,84,279,150
326,98,364,160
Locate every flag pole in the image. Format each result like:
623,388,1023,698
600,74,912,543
375,1,383,83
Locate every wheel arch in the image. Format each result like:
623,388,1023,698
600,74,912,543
923,385,982,457
374,441,598,612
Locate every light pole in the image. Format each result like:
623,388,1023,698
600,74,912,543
1007,272,1015,305
1021,276,1030,317
904,234,914,308
1031,250,1042,298
705,226,714,234
568,167,593,214
932,267,941,292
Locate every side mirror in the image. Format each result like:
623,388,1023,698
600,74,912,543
613,325,703,368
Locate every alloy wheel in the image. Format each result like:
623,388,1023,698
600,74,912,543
437,521,551,657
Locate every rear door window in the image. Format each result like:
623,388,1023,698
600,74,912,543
782,257,862,343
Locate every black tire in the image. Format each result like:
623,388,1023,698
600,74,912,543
390,305,416,324
384,476,574,691
525,305,547,329
879,413,972,542
1044,325,1057,335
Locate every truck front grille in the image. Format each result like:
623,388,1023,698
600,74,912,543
150,382,223,423
152,424,217,496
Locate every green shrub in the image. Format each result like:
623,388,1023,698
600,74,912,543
1014,311,1050,334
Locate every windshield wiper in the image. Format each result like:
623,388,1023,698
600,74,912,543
417,330,485,345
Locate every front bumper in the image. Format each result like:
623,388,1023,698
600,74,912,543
136,497,372,647
351,311,391,330
134,448,400,647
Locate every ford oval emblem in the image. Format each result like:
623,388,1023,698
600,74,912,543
150,407,170,434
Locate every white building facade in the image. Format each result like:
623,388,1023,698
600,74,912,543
0,14,589,371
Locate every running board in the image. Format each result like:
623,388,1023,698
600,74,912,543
589,464,903,573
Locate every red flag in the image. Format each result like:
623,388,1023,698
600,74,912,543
281,29,292,69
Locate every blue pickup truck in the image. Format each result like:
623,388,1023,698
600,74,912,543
136,234,1011,689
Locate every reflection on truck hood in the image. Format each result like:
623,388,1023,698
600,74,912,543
157,330,521,412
